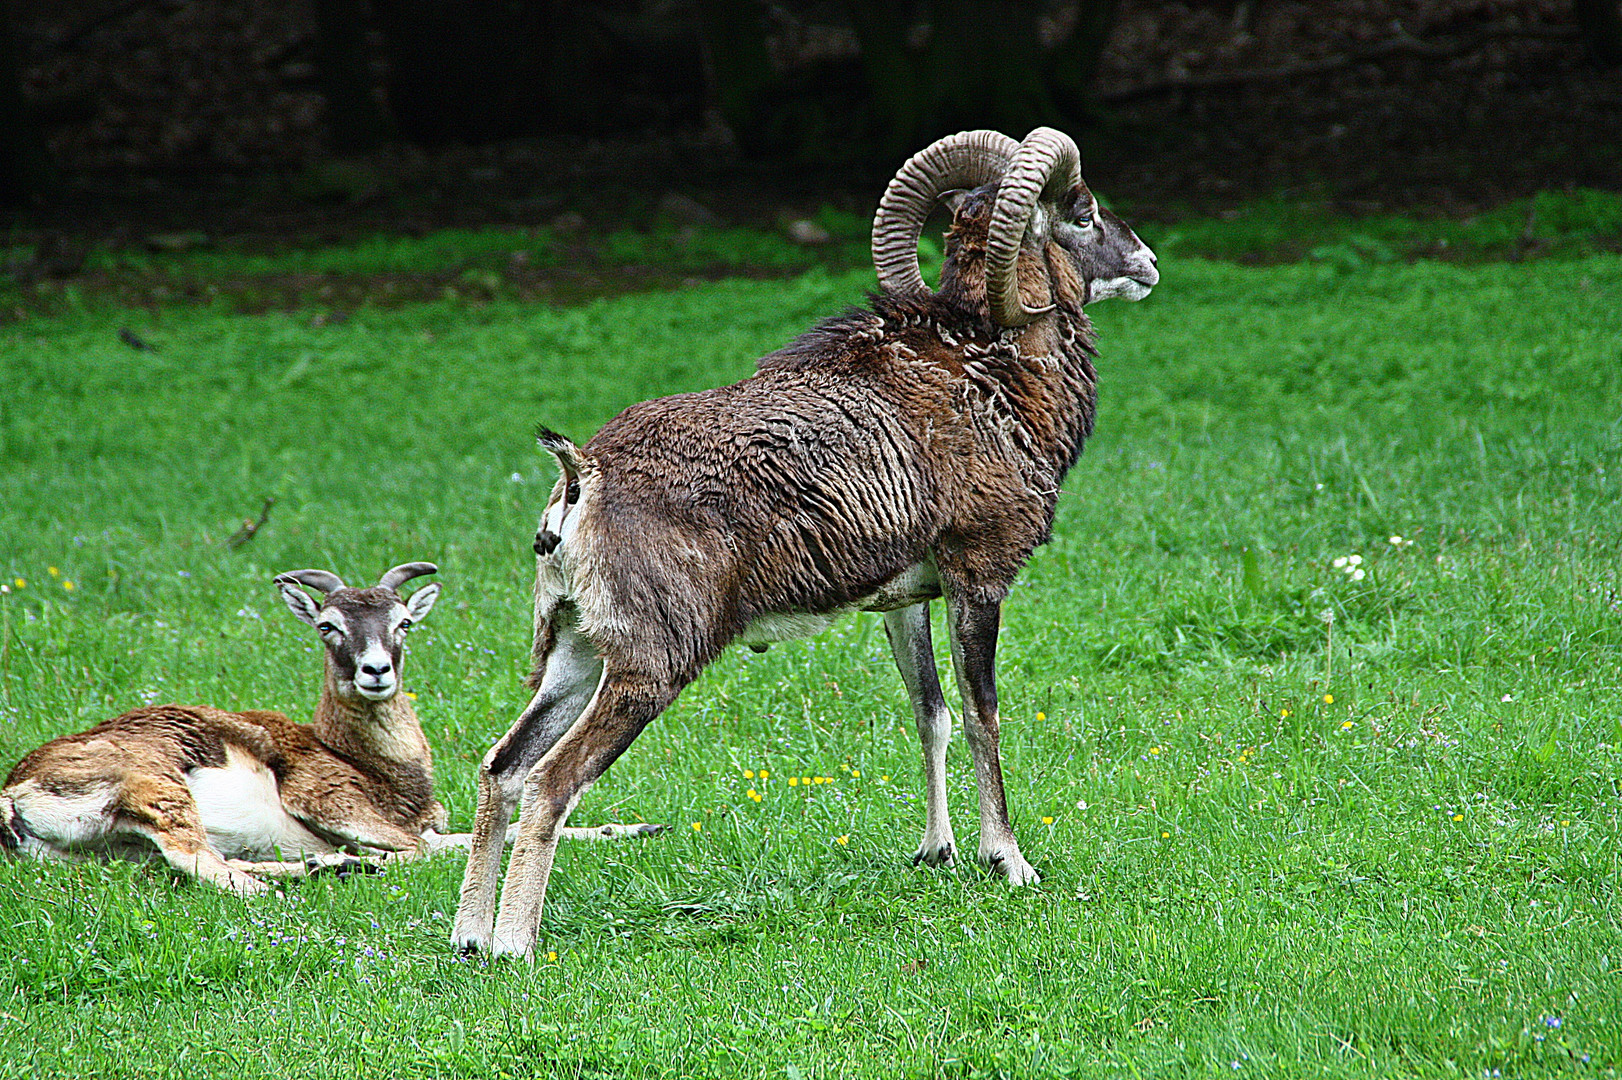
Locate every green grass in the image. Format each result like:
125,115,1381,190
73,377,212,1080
1137,188,1622,265
2,224,1621,1078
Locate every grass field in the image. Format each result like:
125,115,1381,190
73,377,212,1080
1,208,1620,1077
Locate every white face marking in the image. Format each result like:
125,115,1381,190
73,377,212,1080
1089,276,1154,303
352,621,399,701
315,608,349,642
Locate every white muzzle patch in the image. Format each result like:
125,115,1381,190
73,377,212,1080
352,641,397,700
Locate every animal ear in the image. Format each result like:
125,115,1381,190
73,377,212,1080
941,189,969,215
277,581,322,627
404,582,440,622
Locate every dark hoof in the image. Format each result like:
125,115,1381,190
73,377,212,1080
305,855,380,879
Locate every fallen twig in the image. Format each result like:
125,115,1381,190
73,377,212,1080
226,497,276,549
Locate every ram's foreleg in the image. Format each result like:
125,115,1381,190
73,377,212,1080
944,589,1040,886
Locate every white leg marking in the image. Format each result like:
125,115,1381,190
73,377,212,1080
885,604,958,868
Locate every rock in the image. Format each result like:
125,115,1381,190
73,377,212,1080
549,211,586,234
656,193,722,228
787,218,831,245
143,231,210,252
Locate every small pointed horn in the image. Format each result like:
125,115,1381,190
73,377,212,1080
872,129,1019,296
984,127,1083,327
273,569,347,594
377,562,438,592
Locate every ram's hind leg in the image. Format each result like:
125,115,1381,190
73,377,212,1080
885,603,958,868
452,615,604,954
492,665,679,961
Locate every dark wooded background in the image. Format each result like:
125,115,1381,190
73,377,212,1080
4,1,1620,230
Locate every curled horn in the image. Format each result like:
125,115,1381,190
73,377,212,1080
984,127,1084,327
377,562,438,592
872,129,1019,297
273,569,347,594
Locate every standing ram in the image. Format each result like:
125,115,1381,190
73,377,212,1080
453,127,1159,959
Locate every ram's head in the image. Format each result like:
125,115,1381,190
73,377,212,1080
872,127,1158,326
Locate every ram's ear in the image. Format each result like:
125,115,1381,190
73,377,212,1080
404,582,440,622
276,581,322,627
941,189,969,216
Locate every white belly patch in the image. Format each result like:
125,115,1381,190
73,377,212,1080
186,747,334,860
738,560,942,647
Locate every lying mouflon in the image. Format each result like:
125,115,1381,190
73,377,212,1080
0,562,656,894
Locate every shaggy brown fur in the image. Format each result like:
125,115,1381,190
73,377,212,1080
453,149,1158,960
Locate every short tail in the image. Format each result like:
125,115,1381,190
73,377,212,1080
0,794,27,853
535,425,588,481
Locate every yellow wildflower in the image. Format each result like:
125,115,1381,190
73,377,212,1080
746,788,761,802
1149,746,1160,756
802,776,812,785
1280,708,1291,719
835,835,849,846
852,770,860,779
47,566,58,578
1452,813,1463,822
1323,694,1335,704
1037,711,1046,721
691,822,702,831
11,578,22,589
1340,720,1354,730
1042,816,1054,825
743,769,754,779
547,951,558,963
1161,831,1170,839
880,775,889,782
404,691,417,700
788,777,799,787
758,770,769,780
62,581,74,592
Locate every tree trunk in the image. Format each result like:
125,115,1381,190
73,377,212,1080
1044,0,1121,120
694,0,777,152
849,0,1059,153
1574,0,1622,67
312,0,392,152
0,0,53,206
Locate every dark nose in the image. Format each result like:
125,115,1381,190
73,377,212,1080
361,660,392,677
535,530,560,555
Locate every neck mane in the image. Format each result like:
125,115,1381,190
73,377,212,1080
885,235,1099,493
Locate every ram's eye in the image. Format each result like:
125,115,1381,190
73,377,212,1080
317,622,338,635
1077,213,1094,228
566,478,580,503
399,619,413,634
